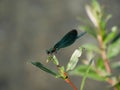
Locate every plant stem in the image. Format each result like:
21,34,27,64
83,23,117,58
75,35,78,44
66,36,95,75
97,28,117,90
80,60,92,90
56,64,77,90
97,34,112,74
64,72,78,90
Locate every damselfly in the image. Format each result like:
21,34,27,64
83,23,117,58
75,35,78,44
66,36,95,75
47,29,86,54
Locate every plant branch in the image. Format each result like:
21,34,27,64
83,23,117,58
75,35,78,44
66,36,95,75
56,64,77,90
97,28,118,90
80,60,92,90
64,72,78,90
97,34,112,74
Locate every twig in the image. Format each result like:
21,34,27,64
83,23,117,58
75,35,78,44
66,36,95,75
97,28,117,90
64,72,78,90
97,34,112,74
56,65,77,90
80,59,93,90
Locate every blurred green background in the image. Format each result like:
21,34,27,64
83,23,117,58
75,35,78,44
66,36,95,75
0,0,120,90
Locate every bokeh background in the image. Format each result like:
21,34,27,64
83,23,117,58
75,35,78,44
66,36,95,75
0,0,120,90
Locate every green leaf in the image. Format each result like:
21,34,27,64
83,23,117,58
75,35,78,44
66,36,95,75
85,5,99,28
96,58,105,70
69,65,106,81
104,26,117,45
111,31,120,43
107,38,120,58
31,61,58,77
105,14,112,23
82,44,100,53
46,55,59,66
52,55,59,65
111,61,120,70
113,82,120,90
100,18,106,29
92,0,101,12
100,15,112,37
66,48,83,71
58,66,66,79
111,33,120,43
86,0,103,28
100,18,107,38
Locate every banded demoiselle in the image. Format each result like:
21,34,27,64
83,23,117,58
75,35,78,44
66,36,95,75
47,29,86,54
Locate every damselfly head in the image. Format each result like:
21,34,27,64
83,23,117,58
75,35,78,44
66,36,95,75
46,48,56,55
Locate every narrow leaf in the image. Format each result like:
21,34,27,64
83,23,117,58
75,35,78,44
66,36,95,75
82,44,100,53
31,61,57,76
104,26,117,45
107,38,120,58
66,48,83,71
113,82,120,90
111,32,120,43
105,14,112,23
85,5,99,28
70,65,106,81
52,55,59,65
96,58,105,70
111,62,120,70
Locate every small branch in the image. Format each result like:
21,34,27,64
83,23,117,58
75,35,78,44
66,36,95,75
97,34,112,74
80,60,92,90
64,72,78,90
56,65,77,90
97,29,117,90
